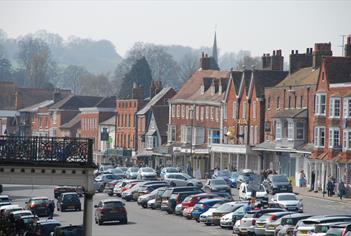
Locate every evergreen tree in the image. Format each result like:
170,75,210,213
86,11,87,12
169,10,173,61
118,57,152,99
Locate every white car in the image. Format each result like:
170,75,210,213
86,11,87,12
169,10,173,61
0,195,11,206
271,193,303,212
147,198,156,209
10,210,33,219
220,212,235,229
199,202,224,224
137,167,157,180
163,173,203,188
239,182,268,202
0,204,23,216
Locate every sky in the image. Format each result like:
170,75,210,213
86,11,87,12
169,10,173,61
0,0,350,58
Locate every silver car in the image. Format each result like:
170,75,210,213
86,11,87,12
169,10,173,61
163,173,203,188
270,193,303,213
137,167,157,180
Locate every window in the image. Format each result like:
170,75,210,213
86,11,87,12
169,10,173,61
206,106,209,119
294,96,297,108
329,128,340,148
171,105,176,118
185,106,189,119
244,126,248,144
288,96,291,109
276,120,282,140
168,125,176,143
200,107,204,121
315,93,326,115
239,126,244,144
343,98,351,118
252,101,257,119
233,101,238,119
343,130,351,150
314,127,325,147
276,97,280,109
250,126,254,145
267,97,271,109
176,105,180,118
300,96,304,108
210,107,214,120
296,122,304,140
242,101,246,119
196,106,200,120
208,129,220,145
181,126,192,144
329,97,341,118
215,107,219,121
181,105,185,118
194,127,205,145
52,112,57,125
223,104,227,120
288,121,294,140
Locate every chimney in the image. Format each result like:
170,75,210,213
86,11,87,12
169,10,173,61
262,50,283,71
313,42,332,69
53,89,63,103
345,36,351,57
150,80,163,98
199,52,219,70
132,83,144,99
289,48,313,74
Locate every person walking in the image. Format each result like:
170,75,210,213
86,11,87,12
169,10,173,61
48,200,55,219
338,180,346,200
299,170,306,187
327,178,334,197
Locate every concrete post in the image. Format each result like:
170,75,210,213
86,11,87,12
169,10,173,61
258,154,262,174
83,169,95,236
220,152,223,170
236,154,239,170
245,154,248,169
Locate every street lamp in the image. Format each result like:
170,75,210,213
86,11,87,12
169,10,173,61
189,106,195,176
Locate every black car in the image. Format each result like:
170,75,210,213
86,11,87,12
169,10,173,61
54,186,76,199
57,192,81,212
51,225,83,236
263,174,293,194
167,190,203,214
33,219,61,236
203,178,231,193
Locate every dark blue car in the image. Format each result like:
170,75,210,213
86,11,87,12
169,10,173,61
191,198,227,220
228,172,239,188
212,170,238,188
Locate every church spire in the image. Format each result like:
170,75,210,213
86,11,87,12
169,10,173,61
212,31,218,63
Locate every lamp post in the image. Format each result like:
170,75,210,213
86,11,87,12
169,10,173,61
189,106,195,176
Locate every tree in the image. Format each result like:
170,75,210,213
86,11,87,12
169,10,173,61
79,73,113,97
0,57,12,81
178,52,199,85
17,37,54,88
118,57,153,99
56,65,89,94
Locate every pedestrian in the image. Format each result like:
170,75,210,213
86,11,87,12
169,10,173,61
244,200,253,213
338,180,346,200
327,177,334,197
299,170,306,187
48,200,55,219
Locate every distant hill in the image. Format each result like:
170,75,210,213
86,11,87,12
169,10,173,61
0,29,122,74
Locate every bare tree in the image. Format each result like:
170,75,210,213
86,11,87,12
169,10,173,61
178,52,199,84
56,65,89,94
79,74,113,96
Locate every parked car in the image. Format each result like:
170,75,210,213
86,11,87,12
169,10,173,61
275,213,314,236
138,187,168,208
57,192,81,212
236,208,285,236
94,199,127,225
211,202,245,226
200,202,228,225
136,183,169,200
191,198,227,221
236,169,255,189
263,175,293,194
220,207,245,229
0,204,23,217
229,172,239,188
154,187,169,209
34,219,61,236
294,216,351,236
117,167,128,174
147,199,156,209
94,174,123,192
203,178,230,193
254,211,294,236
106,168,126,178
98,164,114,173
10,210,33,219
212,170,232,185
123,181,166,201
160,167,179,179
137,167,157,180
270,193,303,212
167,190,202,214
54,186,76,199
181,192,223,210
264,213,294,236
161,186,203,211
51,225,83,236
104,180,121,196
0,195,11,206
325,222,351,236
126,167,139,179
25,196,50,216
164,173,203,188
239,183,268,202
311,222,351,236
113,180,142,197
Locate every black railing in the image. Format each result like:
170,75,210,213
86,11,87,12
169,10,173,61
0,136,95,167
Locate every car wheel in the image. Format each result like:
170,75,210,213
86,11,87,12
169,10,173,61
170,182,176,187
205,223,211,226
108,193,113,196
78,206,81,211
120,217,128,224
98,219,103,225
187,183,193,186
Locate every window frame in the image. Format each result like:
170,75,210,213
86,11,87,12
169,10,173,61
328,127,340,149
314,126,325,148
329,97,341,118
275,120,282,140
315,93,327,116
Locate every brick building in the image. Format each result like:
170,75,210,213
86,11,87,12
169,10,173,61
210,50,288,173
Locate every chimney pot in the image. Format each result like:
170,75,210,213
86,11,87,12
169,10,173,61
291,50,294,55
273,50,276,56
296,50,298,54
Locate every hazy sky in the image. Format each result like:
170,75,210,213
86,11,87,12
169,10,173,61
0,0,350,58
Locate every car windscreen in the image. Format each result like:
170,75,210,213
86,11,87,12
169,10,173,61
315,225,332,233
281,217,298,225
166,168,178,173
130,168,139,172
142,168,154,172
218,170,231,177
104,202,123,209
247,185,265,192
272,175,289,183
33,199,49,204
278,195,297,201
111,169,124,174
211,179,227,185
63,194,79,202
0,197,9,202
216,203,238,212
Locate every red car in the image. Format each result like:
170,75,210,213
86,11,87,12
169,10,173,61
181,193,220,209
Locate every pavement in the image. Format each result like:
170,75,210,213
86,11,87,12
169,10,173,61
293,186,351,204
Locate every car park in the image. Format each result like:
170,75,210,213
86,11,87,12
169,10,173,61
138,187,168,208
211,201,245,226
275,213,314,236
94,199,127,225
161,186,203,211
57,192,81,212
106,168,126,178
263,175,293,194
264,214,294,236
0,195,11,206
203,178,231,193
160,167,179,179
25,196,50,216
136,183,169,199
181,192,222,210
325,222,351,236
254,211,294,236
113,180,142,197
270,193,303,212
164,173,203,188
212,169,232,184
191,198,227,221
126,167,139,179
94,174,123,192
137,167,157,180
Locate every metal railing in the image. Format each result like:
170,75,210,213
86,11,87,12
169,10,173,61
0,136,94,167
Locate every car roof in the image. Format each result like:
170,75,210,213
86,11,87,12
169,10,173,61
0,195,9,198
248,208,283,214
11,210,33,214
61,192,78,196
101,199,124,203
37,219,61,225
303,216,351,223
31,196,49,200
282,213,314,219
276,193,297,197
0,205,20,210
198,198,225,203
